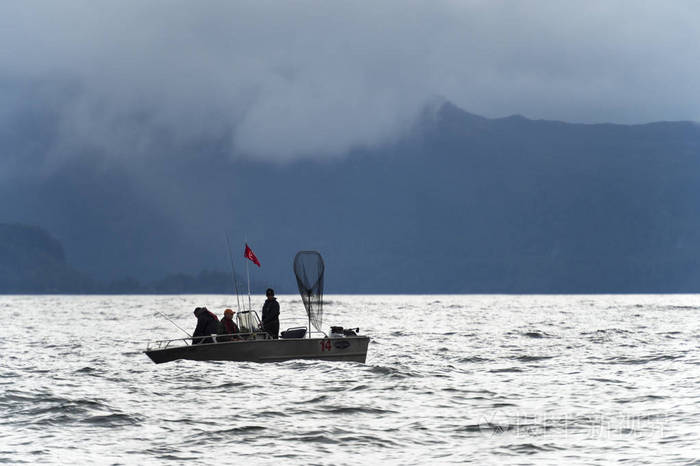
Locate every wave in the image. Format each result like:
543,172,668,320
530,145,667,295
80,413,141,427
514,330,556,339
3,294,696,465
320,406,396,415
335,434,399,447
152,454,200,461
598,354,683,365
582,328,632,336
293,395,328,404
74,366,103,374
615,395,667,404
208,425,266,435
212,381,247,389
589,377,625,384
367,365,420,378
17,398,107,416
511,355,556,362
489,367,524,373
663,305,700,311
458,356,492,363
498,443,565,455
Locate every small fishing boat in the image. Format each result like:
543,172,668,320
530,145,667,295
144,251,370,364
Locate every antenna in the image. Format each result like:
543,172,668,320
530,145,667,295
225,232,242,312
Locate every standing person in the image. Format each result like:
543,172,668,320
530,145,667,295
261,288,280,339
217,308,239,342
192,307,219,344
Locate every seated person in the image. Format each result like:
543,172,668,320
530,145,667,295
192,307,219,344
217,308,240,341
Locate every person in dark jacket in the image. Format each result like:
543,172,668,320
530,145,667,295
217,308,239,342
261,288,280,339
192,307,219,344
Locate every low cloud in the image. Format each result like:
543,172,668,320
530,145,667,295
1,0,699,164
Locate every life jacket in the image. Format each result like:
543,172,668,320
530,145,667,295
221,317,238,333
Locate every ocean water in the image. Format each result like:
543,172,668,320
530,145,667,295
1,294,699,465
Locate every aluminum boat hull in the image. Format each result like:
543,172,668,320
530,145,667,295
144,336,370,364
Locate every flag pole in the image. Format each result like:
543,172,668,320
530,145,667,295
245,240,252,310
246,257,252,310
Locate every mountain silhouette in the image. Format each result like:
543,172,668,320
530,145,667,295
2,102,699,293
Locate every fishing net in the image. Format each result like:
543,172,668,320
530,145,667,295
293,251,325,334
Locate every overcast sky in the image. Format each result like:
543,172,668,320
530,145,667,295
1,0,699,162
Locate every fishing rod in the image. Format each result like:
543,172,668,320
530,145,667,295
225,232,242,313
156,310,191,337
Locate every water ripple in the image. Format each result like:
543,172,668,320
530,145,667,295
1,294,698,465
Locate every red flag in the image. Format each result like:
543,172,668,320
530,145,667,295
244,243,261,267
